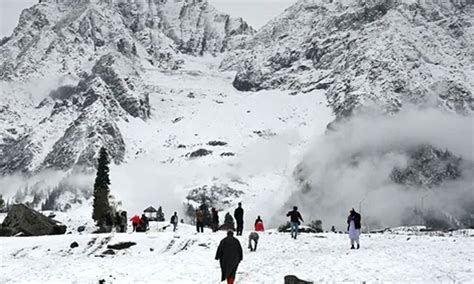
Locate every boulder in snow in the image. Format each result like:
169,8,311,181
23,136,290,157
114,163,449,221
0,204,67,236
284,275,313,284
107,242,136,250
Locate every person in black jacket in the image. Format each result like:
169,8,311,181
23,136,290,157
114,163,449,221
212,207,219,232
234,202,244,236
215,231,243,284
286,206,304,239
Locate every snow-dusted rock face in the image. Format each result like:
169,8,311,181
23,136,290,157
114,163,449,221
0,0,253,175
223,0,474,117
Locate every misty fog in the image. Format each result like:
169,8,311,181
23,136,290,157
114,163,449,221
279,106,474,231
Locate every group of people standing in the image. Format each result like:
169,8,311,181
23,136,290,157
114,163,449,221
215,205,363,283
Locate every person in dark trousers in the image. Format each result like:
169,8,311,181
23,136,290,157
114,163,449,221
141,214,149,231
248,232,259,252
170,212,178,232
234,202,244,236
347,208,362,249
196,208,205,233
120,211,127,232
212,207,219,232
286,206,304,239
215,231,243,284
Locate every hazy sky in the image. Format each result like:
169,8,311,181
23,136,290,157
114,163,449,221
0,0,296,37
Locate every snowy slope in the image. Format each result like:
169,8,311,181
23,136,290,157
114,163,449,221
0,223,473,283
0,0,255,175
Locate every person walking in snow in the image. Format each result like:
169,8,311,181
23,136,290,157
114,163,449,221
196,208,205,233
141,213,149,231
130,215,141,232
234,202,244,236
212,207,219,232
286,206,304,239
347,208,361,249
120,211,128,233
248,231,259,252
215,231,243,284
170,212,178,232
254,216,264,232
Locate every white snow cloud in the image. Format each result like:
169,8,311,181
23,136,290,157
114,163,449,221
279,107,474,230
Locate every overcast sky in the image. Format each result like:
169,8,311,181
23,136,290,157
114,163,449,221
0,0,296,37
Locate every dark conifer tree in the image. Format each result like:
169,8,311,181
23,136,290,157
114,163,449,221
92,147,111,228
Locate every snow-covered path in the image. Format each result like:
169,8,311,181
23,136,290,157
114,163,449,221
1,225,473,283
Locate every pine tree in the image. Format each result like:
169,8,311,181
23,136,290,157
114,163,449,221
92,147,112,228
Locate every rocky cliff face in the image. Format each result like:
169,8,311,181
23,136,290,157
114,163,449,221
223,0,474,117
0,0,253,175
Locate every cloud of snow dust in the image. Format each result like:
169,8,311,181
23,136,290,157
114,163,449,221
109,157,187,218
276,106,474,231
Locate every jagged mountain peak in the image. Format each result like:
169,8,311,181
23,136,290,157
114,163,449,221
0,0,254,175
223,0,473,117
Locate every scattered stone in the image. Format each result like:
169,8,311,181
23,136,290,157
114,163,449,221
102,249,115,255
284,275,313,284
220,152,235,157
77,226,86,232
186,149,212,158
0,204,67,236
207,140,227,146
172,117,184,123
70,241,79,249
107,242,136,250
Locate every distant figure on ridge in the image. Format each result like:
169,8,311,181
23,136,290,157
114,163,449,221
215,231,243,284
286,206,304,239
170,212,178,232
234,202,244,236
254,216,264,232
212,207,219,232
248,231,259,252
347,208,361,249
196,208,205,233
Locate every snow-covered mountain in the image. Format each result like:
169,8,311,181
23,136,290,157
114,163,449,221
223,0,474,117
0,0,254,175
0,0,473,230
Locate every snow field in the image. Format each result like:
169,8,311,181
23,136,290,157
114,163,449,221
1,223,473,283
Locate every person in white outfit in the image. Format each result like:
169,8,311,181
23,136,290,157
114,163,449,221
347,208,361,249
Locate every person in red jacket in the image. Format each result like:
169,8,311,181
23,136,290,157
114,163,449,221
254,216,264,232
130,215,141,232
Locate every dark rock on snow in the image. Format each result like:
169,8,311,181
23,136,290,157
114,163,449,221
102,249,115,255
186,149,213,158
77,226,86,232
107,242,137,250
70,241,79,249
0,204,67,236
284,275,313,284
